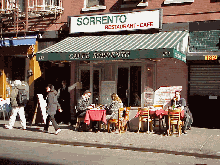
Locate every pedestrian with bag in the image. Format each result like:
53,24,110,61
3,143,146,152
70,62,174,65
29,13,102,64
5,80,28,130
43,84,62,135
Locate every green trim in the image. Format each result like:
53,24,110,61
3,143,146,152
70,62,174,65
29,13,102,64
36,48,186,63
173,49,186,63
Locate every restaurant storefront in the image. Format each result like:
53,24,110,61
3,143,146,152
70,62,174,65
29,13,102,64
0,36,40,99
36,9,189,114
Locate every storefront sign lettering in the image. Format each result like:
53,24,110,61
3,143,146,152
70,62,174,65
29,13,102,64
205,55,218,60
38,56,45,60
70,9,162,33
174,50,186,63
105,22,153,30
69,53,90,60
93,51,130,59
77,15,127,26
175,53,182,60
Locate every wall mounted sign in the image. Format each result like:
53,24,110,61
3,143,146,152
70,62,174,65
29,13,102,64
205,55,218,60
69,9,162,33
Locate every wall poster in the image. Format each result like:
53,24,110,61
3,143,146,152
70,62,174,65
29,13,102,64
153,86,182,107
100,81,116,106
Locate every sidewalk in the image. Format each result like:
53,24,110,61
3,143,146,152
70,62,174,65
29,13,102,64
0,119,220,160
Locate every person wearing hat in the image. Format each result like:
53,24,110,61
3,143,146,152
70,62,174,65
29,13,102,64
5,80,27,130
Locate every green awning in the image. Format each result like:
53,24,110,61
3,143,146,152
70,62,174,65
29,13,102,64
36,31,188,63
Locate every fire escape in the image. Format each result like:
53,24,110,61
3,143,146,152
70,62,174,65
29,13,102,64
0,0,64,36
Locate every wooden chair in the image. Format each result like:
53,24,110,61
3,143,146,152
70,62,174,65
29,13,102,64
121,107,130,132
76,116,86,131
107,107,125,133
153,104,165,130
138,107,153,133
168,109,183,137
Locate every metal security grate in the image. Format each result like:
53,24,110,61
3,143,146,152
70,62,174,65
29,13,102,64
189,65,220,96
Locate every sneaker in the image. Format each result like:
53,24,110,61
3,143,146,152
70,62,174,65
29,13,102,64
43,130,48,133
55,129,61,135
20,127,26,130
182,131,187,134
5,125,13,129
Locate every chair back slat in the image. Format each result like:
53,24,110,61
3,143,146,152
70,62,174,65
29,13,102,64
168,109,182,136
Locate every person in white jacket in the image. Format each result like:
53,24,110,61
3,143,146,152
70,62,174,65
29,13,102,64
5,80,27,130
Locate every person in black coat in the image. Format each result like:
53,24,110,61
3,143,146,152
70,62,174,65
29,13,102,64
44,84,62,135
56,80,70,124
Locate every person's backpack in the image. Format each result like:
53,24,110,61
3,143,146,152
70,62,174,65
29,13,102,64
16,89,28,106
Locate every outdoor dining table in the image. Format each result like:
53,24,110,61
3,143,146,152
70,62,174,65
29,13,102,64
135,109,185,133
84,109,107,130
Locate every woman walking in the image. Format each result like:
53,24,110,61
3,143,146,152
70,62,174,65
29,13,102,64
44,84,62,135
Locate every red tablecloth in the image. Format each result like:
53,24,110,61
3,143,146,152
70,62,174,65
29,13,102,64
135,109,184,119
84,109,107,125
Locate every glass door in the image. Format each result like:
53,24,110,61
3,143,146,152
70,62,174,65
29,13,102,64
117,66,142,107
117,67,129,107
79,69,101,104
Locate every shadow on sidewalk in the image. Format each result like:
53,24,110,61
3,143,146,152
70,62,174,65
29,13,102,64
0,157,59,165
0,135,219,160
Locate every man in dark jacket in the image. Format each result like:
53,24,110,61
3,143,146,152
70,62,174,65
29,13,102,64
71,90,91,125
44,84,62,135
57,80,70,124
170,91,190,134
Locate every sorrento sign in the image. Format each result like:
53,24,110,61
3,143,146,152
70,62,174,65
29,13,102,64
69,9,162,33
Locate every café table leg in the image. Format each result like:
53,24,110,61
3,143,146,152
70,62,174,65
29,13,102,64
98,121,101,131
159,118,161,133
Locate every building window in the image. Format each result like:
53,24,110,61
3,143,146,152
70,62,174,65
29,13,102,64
121,0,148,8
164,0,194,4
82,0,106,12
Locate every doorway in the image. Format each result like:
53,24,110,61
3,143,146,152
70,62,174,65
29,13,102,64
130,66,141,107
117,68,129,107
79,69,100,104
117,66,142,107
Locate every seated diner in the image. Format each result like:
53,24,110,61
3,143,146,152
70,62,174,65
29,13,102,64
105,93,124,131
167,90,188,134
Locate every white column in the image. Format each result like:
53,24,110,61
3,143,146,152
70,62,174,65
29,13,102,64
90,61,93,104
1,0,3,10
115,62,118,94
141,63,147,108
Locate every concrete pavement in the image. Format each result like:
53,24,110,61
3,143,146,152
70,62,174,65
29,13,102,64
0,119,220,161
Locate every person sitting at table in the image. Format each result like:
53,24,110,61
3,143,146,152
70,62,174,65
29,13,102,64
106,93,124,131
169,90,189,134
72,90,91,125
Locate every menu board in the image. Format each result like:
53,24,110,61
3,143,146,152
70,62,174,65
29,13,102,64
100,81,116,106
37,94,48,124
144,86,155,106
154,86,182,106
